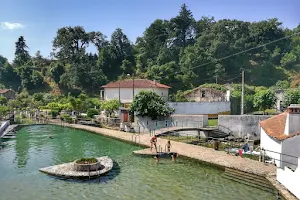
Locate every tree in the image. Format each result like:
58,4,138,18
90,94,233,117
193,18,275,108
14,36,30,66
282,89,300,107
49,62,65,84
0,96,7,105
253,89,276,114
101,99,121,117
130,91,174,120
169,4,196,48
53,26,105,62
0,106,9,119
87,108,99,118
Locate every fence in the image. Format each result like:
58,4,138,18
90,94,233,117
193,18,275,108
261,148,299,170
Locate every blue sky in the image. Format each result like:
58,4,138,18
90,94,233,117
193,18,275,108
0,0,299,62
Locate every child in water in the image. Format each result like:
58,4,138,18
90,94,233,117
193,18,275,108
171,152,178,161
166,140,171,153
154,154,160,163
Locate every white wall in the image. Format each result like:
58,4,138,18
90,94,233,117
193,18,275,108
277,158,300,199
282,136,300,170
284,113,300,135
104,88,169,103
168,101,230,115
0,120,10,137
260,128,282,167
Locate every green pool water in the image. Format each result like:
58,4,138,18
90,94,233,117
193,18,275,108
0,125,275,200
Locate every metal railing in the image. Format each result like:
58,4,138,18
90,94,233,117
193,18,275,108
261,148,299,169
131,134,140,145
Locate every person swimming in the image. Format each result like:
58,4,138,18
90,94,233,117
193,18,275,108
48,136,54,139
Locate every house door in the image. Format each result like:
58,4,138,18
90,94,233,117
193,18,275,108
123,112,128,122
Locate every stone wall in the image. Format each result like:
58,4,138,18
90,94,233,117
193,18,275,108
133,115,208,133
218,115,272,140
168,101,230,115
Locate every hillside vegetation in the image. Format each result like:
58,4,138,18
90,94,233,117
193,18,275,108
0,4,299,96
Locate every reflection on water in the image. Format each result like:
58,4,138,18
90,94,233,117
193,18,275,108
0,125,276,200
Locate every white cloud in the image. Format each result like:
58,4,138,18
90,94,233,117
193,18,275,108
0,22,25,30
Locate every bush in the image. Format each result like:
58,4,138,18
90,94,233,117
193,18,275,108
87,108,99,118
50,109,59,118
61,113,72,123
76,158,98,164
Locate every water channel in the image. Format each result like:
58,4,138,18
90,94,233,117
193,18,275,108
0,125,276,200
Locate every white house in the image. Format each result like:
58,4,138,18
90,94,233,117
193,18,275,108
101,79,171,104
260,104,300,168
260,104,300,199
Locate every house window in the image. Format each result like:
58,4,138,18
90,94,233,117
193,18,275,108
201,91,206,98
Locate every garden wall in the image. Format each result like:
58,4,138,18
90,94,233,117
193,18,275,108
218,115,272,140
133,115,208,133
168,101,230,118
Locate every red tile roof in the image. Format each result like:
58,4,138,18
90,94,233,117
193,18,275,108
102,79,171,89
260,112,300,140
0,89,9,94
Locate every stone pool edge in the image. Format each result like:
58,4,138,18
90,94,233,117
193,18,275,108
39,156,114,179
38,123,298,200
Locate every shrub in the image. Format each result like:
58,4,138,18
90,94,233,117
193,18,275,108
87,108,99,118
50,109,59,118
61,113,72,123
76,158,98,164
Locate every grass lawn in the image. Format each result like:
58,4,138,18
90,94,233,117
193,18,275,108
208,119,218,126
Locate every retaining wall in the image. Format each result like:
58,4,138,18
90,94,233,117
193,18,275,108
134,115,208,133
168,101,230,116
218,115,272,140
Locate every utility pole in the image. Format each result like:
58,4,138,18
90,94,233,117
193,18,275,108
241,69,245,115
118,82,120,103
215,74,218,84
132,73,134,100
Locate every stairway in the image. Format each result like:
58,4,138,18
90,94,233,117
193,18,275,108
223,168,284,199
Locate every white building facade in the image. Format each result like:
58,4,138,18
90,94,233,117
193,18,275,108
101,79,170,104
260,104,300,199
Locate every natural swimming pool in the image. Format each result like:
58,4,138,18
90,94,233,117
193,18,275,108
0,125,276,200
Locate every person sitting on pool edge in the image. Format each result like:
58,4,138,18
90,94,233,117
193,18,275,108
166,140,171,153
150,135,157,152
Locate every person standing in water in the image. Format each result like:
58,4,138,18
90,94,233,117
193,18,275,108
150,135,157,152
166,140,171,153
171,152,178,161
154,154,160,163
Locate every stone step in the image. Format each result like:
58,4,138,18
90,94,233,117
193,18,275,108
225,168,271,185
223,173,275,194
223,168,276,193
1,136,16,139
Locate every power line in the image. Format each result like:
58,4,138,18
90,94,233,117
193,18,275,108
158,31,300,80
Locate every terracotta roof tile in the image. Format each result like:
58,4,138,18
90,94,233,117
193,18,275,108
260,112,300,140
102,79,171,89
0,89,9,94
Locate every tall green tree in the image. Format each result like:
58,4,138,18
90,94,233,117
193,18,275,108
130,91,174,120
14,36,31,66
253,89,276,114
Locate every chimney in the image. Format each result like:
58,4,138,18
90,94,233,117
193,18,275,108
284,104,300,135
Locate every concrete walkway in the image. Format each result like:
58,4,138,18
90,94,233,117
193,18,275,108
54,123,297,200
